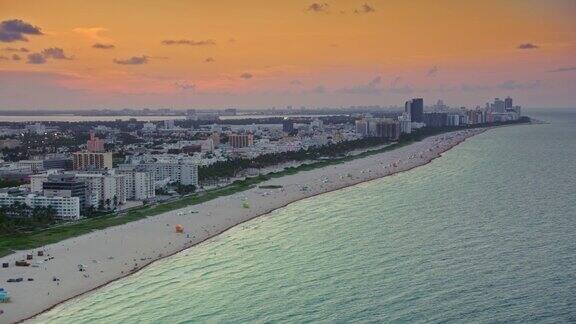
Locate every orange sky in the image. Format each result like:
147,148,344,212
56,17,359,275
1,0,575,109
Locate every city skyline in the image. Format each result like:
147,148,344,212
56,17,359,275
1,0,576,110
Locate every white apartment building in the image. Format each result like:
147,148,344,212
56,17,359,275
116,166,156,201
75,172,127,208
138,160,198,186
398,114,412,134
355,119,369,137
0,193,80,221
30,173,48,193
446,114,461,126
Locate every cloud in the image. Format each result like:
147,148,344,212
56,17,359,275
427,65,439,77
388,76,414,94
290,80,302,85
22,47,72,64
460,83,490,92
2,47,28,52
240,72,253,79
174,81,195,91
306,3,329,13
204,57,215,63
368,76,381,86
27,53,47,64
73,27,111,42
41,47,72,60
0,19,43,42
337,76,383,95
113,55,148,65
354,3,376,14
0,55,8,60
93,43,115,49
161,39,216,46
388,85,414,94
305,85,326,94
517,43,538,50
313,85,326,93
12,54,21,61
497,80,541,90
548,66,576,73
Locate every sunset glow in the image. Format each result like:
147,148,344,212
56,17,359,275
1,0,575,109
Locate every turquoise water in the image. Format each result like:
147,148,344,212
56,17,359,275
35,109,576,323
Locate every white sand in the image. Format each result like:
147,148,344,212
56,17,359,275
0,129,484,323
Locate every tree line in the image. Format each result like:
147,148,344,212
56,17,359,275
199,136,389,181
0,202,58,235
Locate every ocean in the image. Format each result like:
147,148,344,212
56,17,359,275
33,109,576,323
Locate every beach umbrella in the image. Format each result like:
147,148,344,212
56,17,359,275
175,224,184,233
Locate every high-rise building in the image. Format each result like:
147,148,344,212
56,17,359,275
405,98,424,123
355,119,369,137
164,120,176,130
87,131,105,152
229,134,254,148
43,157,73,170
136,161,199,187
210,132,220,147
466,109,486,125
73,152,113,171
493,98,505,113
42,173,88,208
504,97,513,109
116,166,156,201
446,114,461,126
375,120,401,141
423,112,448,127
75,172,127,208
282,119,294,133
397,113,412,134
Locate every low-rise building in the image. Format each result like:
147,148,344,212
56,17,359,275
0,139,21,149
16,160,44,173
0,192,80,221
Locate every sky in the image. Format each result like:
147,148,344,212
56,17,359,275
0,0,575,110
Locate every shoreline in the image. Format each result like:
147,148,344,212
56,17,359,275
1,128,485,323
